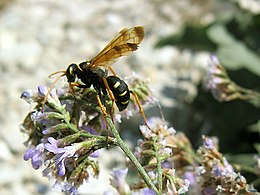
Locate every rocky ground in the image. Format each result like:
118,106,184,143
0,0,247,194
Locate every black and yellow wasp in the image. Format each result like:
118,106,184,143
43,26,148,125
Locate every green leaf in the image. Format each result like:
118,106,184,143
155,24,216,51
46,112,64,120
207,24,260,76
226,153,256,166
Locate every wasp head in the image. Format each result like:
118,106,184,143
66,63,78,82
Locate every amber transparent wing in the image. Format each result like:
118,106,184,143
86,26,145,69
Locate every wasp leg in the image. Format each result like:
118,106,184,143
108,67,117,76
69,82,79,95
96,94,111,149
102,77,116,121
68,82,89,100
96,94,109,128
96,94,107,116
69,81,91,92
69,82,87,88
130,91,151,129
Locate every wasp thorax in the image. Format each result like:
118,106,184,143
66,63,78,82
78,61,88,70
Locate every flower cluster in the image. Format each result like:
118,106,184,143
125,72,157,107
205,55,260,107
20,85,107,194
116,72,158,121
132,117,190,194
197,136,257,194
106,116,258,195
20,74,155,194
20,66,259,194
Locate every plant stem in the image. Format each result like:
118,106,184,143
106,116,158,193
153,138,163,195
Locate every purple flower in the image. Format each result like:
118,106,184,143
38,85,60,108
20,88,48,104
42,127,52,135
42,166,52,178
89,150,99,158
206,55,226,90
203,186,216,195
31,111,44,121
146,117,165,129
211,157,234,178
202,136,214,149
49,87,59,100
30,111,50,126
212,165,222,177
44,137,82,176
56,87,68,96
205,55,241,102
44,137,63,153
121,73,157,116
208,55,222,74
177,179,190,194
222,157,234,173
134,139,143,158
184,171,196,186
20,89,36,103
142,188,157,195
118,109,133,120
82,125,98,135
162,160,173,169
52,180,78,195
110,168,130,194
139,117,175,139
81,126,100,157
24,143,45,169
38,85,48,97
139,124,157,138
110,168,128,184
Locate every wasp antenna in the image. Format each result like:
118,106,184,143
42,73,66,111
156,101,165,123
48,70,66,78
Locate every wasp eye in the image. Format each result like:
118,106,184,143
66,63,77,82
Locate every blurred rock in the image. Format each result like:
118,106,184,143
0,0,213,194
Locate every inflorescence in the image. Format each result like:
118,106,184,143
20,68,259,194
205,55,260,107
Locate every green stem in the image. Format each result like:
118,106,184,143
236,84,260,107
64,115,79,133
153,139,163,195
232,163,256,174
106,116,158,193
165,174,177,193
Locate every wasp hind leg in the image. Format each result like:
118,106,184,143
130,91,151,130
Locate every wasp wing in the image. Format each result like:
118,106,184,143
86,26,145,69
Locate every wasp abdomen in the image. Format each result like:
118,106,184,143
106,76,130,111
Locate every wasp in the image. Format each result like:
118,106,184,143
43,26,148,126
